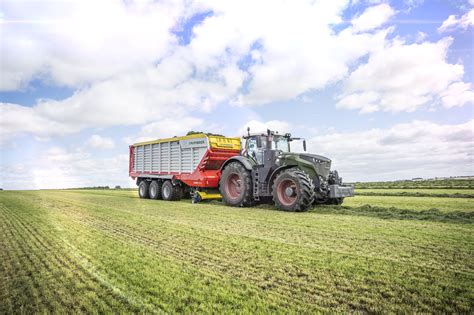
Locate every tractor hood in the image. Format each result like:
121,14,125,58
279,152,332,178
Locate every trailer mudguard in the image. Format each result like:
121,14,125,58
220,156,255,172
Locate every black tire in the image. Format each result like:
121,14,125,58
272,169,315,212
138,181,150,199
330,198,344,205
161,181,182,201
219,162,253,207
149,181,163,200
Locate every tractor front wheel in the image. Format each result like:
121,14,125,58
273,169,315,212
219,162,253,207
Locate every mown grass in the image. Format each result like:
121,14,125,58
354,179,474,189
356,188,474,198
1,189,473,313
345,195,473,213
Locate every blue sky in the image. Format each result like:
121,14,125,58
0,0,473,189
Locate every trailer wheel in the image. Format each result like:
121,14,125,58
138,181,150,199
272,169,315,212
161,181,182,201
219,162,253,207
149,181,163,200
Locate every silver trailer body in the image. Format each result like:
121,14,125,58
133,136,209,174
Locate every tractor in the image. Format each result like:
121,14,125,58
219,129,354,211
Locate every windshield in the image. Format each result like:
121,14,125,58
272,136,290,152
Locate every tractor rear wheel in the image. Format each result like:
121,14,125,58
220,162,253,207
138,181,150,199
149,181,163,200
272,169,315,212
161,181,182,201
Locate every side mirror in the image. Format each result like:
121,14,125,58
303,140,307,152
256,137,262,147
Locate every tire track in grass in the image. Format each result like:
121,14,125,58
0,204,58,312
48,191,474,271
48,193,474,276
51,211,291,313
46,195,362,311
49,201,437,312
32,191,474,312
1,203,146,313
0,207,26,314
7,204,151,313
53,208,315,312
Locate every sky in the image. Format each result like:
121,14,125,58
0,0,473,189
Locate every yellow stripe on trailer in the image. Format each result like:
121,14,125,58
208,135,241,151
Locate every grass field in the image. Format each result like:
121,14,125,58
1,189,473,313
356,188,474,198
354,179,474,189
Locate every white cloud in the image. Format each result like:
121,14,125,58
238,120,292,136
0,0,395,142
0,146,132,190
438,9,474,32
441,82,474,108
337,37,467,112
127,116,204,144
0,0,184,90
86,135,115,150
352,3,395,32
307,120,474,181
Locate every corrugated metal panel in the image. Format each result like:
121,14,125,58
133,136,208,174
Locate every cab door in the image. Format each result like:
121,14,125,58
246,136,265,165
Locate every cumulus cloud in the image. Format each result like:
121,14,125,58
0,0,396,144
441,82,474,108
307,120,474,181
86,135,115,150
126,116,204,144
337,37,468,112
351,3,395,32
238,120,292,136
0,0,184,90
438,9,474,33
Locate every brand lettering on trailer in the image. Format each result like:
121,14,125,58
180,138,209,149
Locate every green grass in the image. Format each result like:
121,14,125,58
356,188,474,198
1,189,473,313
354,179,474,189
345,195,473,213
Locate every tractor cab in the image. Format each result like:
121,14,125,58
243,129,306,165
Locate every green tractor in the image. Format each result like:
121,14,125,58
219,129,354,212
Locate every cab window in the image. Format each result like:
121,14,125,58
247,137,264,164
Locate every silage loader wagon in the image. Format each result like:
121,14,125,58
129,134,241,201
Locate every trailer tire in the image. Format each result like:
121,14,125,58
272,169,315,212
161,181,182,201
138,181,150,199
220,162,253,207
149,181,163,200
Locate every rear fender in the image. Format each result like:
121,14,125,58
220,156,254,172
